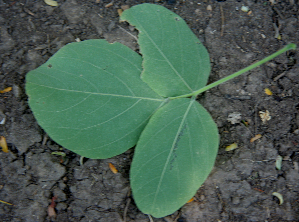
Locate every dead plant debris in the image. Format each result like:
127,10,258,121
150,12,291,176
0,136,8,153
108,162,118,174
0,87,12,93
250,134,262,142
259,110,271,123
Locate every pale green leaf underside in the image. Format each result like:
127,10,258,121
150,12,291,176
121,4,211,97
131,98,219,218
26,39,165,159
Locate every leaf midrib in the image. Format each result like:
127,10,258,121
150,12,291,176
27,82,165,101
151,99,195,210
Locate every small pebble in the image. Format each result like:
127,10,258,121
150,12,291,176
13,84,22,98
56,202,68,211
232,196,240,205
200,194,205,201
121,5,130,10
105,2,113,8
129,25,135,32
241,6,250,12
108,21,115,32
293,129,299,134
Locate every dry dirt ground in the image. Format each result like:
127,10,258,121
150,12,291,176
0,0,299,221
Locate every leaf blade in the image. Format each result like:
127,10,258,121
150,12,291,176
26,39,165,159
121,4,211,97
130,98,219,218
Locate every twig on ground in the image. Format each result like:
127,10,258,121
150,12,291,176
118,25,138,41
220,5,225,36
273,71,286,81
148,214,154,222
273,6,285,20
123,197,131,222
42,134,48,146
272,23,281,39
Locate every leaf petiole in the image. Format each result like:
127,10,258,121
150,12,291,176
170,43,296,99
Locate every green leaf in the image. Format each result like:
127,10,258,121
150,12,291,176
26,39,165,159
130,98,219,218
121,4,211,97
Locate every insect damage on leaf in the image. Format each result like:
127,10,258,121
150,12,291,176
130,98,219,218
120,4,211,97
169,123,187,170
